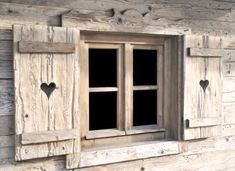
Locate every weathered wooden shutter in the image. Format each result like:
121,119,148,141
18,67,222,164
183,35,222,140
13,25,80,168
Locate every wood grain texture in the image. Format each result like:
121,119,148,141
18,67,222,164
21,129,78,145
183,35,222,140
0,116,14,136
186,117,222,128
13,25,80,163
0,80,14,116
0,29,12,40
19,41,75,53
0,135,14,147
62,9,190,35
188,48,235,57
0,2,67,29
0,147,14,160
0,60,13,79
80,141,180,168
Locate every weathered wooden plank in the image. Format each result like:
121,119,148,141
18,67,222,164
0,135,14,147
0,30,12,40
0,40,12,58
0,158,67,171
0,0,234,21
0,115,14,136
0,60,13,79
188,48,235,57
186,117,222,128
62,9,191,35
19,41,75,53
0,2,68,29
15,140,75,161
223,77,235,93
21,129,78,145
0,147,14,160
0,80,14,116
79,141,180,168
223,102,235,124
223,62,235,77
222,124,235,136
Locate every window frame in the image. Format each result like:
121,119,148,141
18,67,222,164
80,33,167,141
78,31,182,168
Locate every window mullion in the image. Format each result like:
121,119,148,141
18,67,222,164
124,43,133,131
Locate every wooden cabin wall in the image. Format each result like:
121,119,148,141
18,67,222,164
1,0,235,170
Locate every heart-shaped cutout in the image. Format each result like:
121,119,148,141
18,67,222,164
40,82,56,99
199,80,209,92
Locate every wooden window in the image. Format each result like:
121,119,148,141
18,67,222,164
80,32,180,149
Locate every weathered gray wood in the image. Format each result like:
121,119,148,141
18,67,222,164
0,60,13,79
188,48,235,57
0,135,14,147
0,2,68,29
14,25,80,164
186,118,222,128
0,80,14,116
0,30,12,40
0,115,14,136
21,129,78,145
0,147,14,160
80,141,180,168
19,41,75,53
0,40,12,60
1,0,235,24
62,9,191,35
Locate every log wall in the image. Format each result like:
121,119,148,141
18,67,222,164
1,0,235,170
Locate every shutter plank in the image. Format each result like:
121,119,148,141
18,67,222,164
21,129,78,145
186,117,222,128
188,48,235,57
19,41,75,53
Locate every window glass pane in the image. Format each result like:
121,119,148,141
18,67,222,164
89,92,117,130
89,48,117,87
133,90,157,126
133,49,157,85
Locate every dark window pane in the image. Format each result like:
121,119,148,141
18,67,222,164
89,48,117,87
133,49,157,85
89,92,117,130
133,90,157,126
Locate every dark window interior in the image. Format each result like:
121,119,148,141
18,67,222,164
89,92,117,130
133,90,157,126
89,48,117,87
133,49,157,85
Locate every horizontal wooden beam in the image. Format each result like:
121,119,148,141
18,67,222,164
188,48,235,57
89,87,118,92
186,117,221,128
19,41,75,53
80,141,180,167
21,129,78,145
133,85,158,91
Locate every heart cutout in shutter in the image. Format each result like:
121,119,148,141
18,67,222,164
199,80,209,92
40,82,56,99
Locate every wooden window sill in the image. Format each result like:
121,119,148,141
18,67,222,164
85,129,125,139
126,125,165,135
79,140,180,168
85,125,165,139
